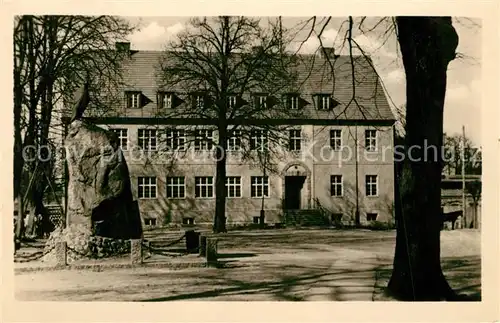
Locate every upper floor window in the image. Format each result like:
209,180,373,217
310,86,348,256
138,129,157,151
126,91,141,109
158,92,174,109
288,129,301,151
330,129,342,151
165,129,185,151
365,130,377,151
315,94,339,111
194,129,213,151
111,128,128,151
253,94,268,109
227,129,241,151
250,129,268,151
284,94,303,110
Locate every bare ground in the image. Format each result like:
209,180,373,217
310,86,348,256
14,229,481,301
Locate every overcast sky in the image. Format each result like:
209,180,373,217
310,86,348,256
124,16,482,145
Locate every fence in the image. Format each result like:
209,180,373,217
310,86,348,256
44,233,218,267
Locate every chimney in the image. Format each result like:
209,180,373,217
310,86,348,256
115,42,131,53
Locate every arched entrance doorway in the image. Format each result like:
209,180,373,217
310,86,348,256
281,161,311,210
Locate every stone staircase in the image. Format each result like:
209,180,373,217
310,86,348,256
284,209,330,227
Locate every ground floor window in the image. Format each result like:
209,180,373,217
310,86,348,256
182,217,195,225
138,177,157,199
251,176,269,197
166,176,185,198
195,176,213,198
226,176,242,197
366,213,378,221
144,218,157,226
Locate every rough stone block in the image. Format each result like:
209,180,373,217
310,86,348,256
206,237,218,263
199,235,207,257
130,239,142,265
55,241,67,267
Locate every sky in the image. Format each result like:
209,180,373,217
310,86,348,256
124,16,482,146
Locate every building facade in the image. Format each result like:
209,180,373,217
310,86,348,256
85,44,396,228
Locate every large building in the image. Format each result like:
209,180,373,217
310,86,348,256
84,43,396,228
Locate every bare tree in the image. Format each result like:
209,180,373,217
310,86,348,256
157,16,303,233
13,15,135,239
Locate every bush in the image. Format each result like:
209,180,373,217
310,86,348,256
367,221,395,231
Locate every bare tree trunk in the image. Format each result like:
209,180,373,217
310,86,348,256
214,127,228,233
387,17,459,301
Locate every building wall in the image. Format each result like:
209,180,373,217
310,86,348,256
99,123,395,226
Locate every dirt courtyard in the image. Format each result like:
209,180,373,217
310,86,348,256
14,229,481,301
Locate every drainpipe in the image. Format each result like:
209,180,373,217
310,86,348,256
354,124,360,226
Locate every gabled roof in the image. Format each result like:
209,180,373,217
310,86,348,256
87,50,395,122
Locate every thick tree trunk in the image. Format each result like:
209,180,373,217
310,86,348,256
387,17,459,301
214,127,228,233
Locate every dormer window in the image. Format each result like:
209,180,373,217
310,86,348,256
284,93,307,110
315,94,339,111
159,92,173,109
126,91,141,109
191,93,208,109
228,95,237,109
253,94,268,109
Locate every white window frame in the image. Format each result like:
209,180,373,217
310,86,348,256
165,129,185,151
138,129,157,151
138,177,157,199
330,175,343,196
225,176,242,198
255,94,267,109
228,95,237,109
289,129,302,151
194,94,205,109
127,92,141,109
317,94,330,110
195,176,214,198
111,128,128,151
251,176,269,198
288,95,300,110
161,92,173,109
251,129,268,151
330,129,342,151
365,129,377,152
194,129,213,151
166,176,185,199
366,175,378,197
227,129,241,151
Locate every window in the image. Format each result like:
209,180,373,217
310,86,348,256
227,129,241,151
330,175,343,196
159,92,174,109
165,129,185,150
144,218,157,226
254,94,268,109
227,95,237,109
166,176,185,198
317,94,331,110
251,176,269,198
192,94,206,109
126,91,141,109
250,129,268,151
366,175,378,196
365,130,377,151
194,129,213,151
138,129,157,151
285,94,301,110
367,213,378,221
288,129,301,151
253,216,262,224
330,129,342,151
182,217,195,225
225,176,241,198
111,128,128,151
138,177,157,199
195,177,213,198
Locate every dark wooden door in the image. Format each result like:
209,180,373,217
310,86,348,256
284,176,306,210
